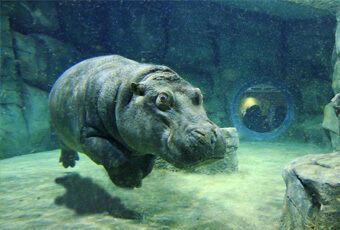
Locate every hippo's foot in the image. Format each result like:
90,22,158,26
104,162,144,189
59,148,79,168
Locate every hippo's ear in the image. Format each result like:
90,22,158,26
131,82,145,96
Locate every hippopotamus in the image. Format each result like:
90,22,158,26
49,55,226,188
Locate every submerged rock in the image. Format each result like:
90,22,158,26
280,152,340,230
323,94,340,151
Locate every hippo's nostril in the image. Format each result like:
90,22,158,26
190,129,207,145
193,129,206,137
211,135,216,145
190,128,218,146
212,128,217,137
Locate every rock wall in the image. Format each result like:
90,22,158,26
332,11,340,95
283,17,334,146
322,10,340,151
0,2,81,158
0,1,336,158
49,1,335,127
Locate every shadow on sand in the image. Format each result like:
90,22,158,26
54,173,141,220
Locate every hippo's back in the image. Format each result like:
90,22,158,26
48,55,140,150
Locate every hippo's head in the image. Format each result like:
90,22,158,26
117,70,226,168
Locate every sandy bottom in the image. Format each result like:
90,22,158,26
0,142,328,230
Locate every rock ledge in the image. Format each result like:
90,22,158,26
281,152,340,229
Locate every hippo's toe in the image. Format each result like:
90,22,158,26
59,148,79,168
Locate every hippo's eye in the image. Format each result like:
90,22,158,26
156,93,172,111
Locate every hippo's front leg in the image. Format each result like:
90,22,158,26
81,136,126,165
105,154,155,188
80,129,152,188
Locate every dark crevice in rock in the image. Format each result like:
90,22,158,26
0,102,22,107
0,44,70,56
22,79,50,92
285,170,322,229
207,21,221,67
31,35,53,86
9,23,30,134
293,170,322,211
286,194,304,218
1,45,31,54
312,160,331,168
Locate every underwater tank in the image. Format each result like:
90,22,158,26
0,1,339,229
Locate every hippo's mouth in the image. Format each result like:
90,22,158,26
186,156,224,168
163,149,224,169
161,130,225,169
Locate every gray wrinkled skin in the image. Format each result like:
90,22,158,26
49,55,226,188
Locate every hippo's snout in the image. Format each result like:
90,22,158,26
165,122,226,168
189,126,218,148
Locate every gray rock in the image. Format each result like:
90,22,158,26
280,152,340,230
0,83,56,159
332,12,340,94
285,20,334,94
325,10,340,149
4,1,59,33
0,15,29,158
333,59,340,94
0,16,67,158
107,2,169,63
22,84,56,153
220,127,239,172
336,11,340,56
323,95,340,151
332,93,340,109
56,1,115,56
323,102,339,135
286,116,332,148
13,32,80,91
0,16,17,85
222,0,336,19
0,85,30,158
301,80,333,115
164,3,218,71
287,0,339,14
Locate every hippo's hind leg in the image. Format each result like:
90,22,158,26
59,144,79,168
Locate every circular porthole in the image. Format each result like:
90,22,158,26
230,79,294,140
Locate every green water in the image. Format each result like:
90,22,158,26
0,141,327,230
